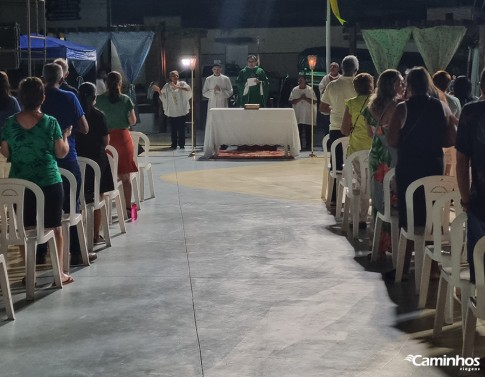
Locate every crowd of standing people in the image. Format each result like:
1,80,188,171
314,54,484,281
0,60,139,286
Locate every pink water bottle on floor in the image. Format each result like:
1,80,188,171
131,203,137,221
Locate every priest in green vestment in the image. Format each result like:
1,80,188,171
236,55,269,107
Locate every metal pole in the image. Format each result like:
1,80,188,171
35,0,38,34
27,0,32,76
189,68,195,157
309,69,316,157
41,0,46,65
107,0,112,28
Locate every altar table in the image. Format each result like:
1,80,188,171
203,108,301,158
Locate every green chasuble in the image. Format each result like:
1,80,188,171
235,66,269,107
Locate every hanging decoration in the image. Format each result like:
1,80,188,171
329,0,346,25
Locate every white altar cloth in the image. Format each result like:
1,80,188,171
203,108,301,158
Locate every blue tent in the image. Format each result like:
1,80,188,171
19,34,96,61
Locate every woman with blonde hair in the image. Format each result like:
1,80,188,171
96,71,137,217
341,72,374,228
363,69,405,215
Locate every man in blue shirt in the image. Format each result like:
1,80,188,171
39,62,95,265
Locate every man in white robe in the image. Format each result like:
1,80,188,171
202,64,233,109
289,75,317,150
155,70,192,149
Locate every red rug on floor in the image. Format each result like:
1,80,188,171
215,145,293,159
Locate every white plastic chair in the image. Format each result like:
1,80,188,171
443,147,456,177
371,168,399,266
105,145,127,234
59,168,90,273
0,254,14,319
433,212,472,336
418,190,463,309
0,178,62,300
462,236,485,359
320,134,330,201
340,150,370,239
327,136,349,218
130,131,155,201
78,157,112,253
394,175,457,293
0,154,11,178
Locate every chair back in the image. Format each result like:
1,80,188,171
105,145,120,185
130,131,151,168
0,155,11,178
322,134,330,168
404,175,457,238
58,168,78,224
443,147,456,177
77,157,103,208
0,179,45,247
448,212,468,286
473,236,485,319
431,190,463,251
342,150,370,199
382,168,395,220
330,137,349,176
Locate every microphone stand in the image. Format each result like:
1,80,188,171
277,74,289,108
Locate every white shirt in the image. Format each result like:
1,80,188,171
96,79,106,95
288,85,317,126
202,74,233,109
160,81,192,117
321,76,356,131
318,73,340,97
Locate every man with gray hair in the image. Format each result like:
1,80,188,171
53,57,78,94
38,62,95,265
320,55,359,205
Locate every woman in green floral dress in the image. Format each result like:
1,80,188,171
362,69,405,253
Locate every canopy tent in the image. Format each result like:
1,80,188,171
19,34,96,62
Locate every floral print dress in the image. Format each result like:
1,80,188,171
362,107,397,215
362,106,398,254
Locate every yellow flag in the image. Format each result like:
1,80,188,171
329,0,346,25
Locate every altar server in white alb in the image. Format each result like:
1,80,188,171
289,75,317,150
202,63,233,109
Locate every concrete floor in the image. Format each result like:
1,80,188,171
0,133,484,377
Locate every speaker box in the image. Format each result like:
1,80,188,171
0,24,19,50
0,51,20,70
0,24,20,70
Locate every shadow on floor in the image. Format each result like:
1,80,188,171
333,218,485,377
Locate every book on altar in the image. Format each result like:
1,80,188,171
244,104,260,110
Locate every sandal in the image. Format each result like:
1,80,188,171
93,235,105,245
52,276,74,287
61,276,74,285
